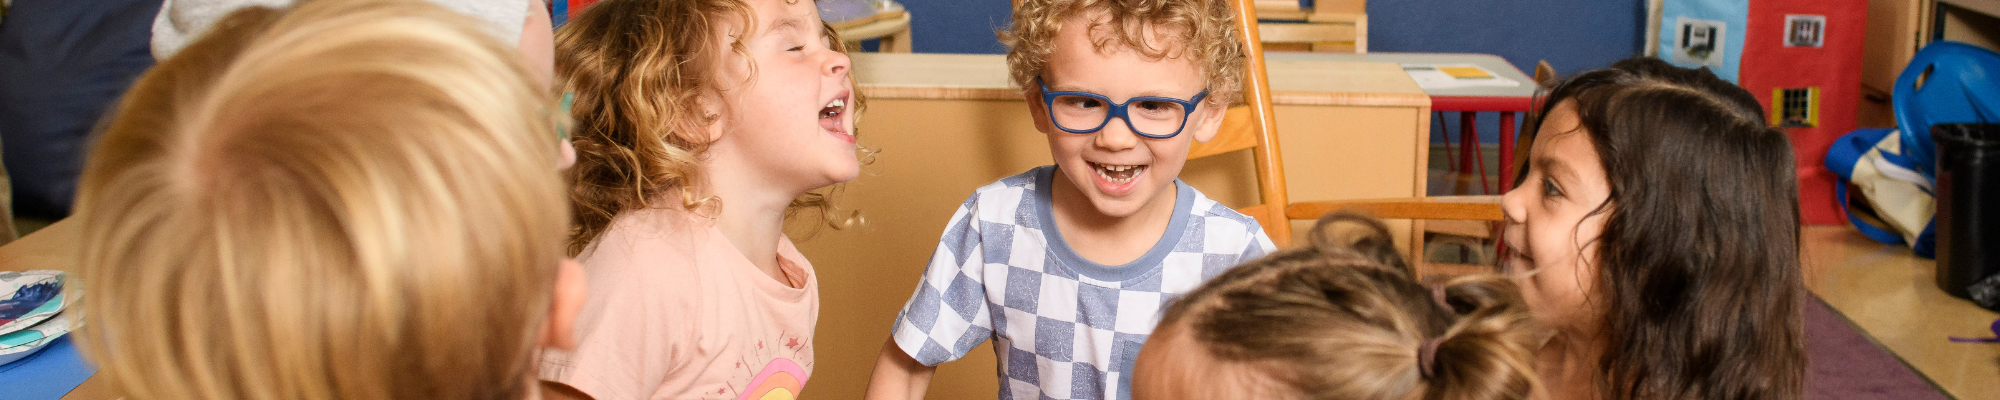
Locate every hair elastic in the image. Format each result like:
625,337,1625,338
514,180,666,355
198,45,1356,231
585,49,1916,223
1418,336,1444,378
1420,284,1453,379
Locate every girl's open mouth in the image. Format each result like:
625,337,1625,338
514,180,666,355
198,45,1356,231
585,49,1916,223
818,94,851,140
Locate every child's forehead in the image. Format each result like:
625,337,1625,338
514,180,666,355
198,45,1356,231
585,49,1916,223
724,0,821,37
1060,11,1195,58
1044,15,1203,80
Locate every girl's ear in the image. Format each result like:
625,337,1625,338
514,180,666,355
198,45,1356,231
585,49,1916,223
1188,100,1227,143
540,259,588,350
702,93,728,142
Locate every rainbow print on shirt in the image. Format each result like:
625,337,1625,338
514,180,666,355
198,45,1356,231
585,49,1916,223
736,358,807,400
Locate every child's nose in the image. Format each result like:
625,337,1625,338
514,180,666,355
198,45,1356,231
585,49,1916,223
823,51,850,78
1093,118,1141,151
1499,180,1530,224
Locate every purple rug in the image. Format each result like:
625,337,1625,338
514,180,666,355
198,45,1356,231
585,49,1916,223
1806,296,1951,399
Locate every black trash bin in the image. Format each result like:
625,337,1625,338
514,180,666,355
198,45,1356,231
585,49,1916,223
1933,123,2000,309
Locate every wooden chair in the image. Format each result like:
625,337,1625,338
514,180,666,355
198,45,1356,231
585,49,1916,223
1194,0,1293,247
1280,61,1561,279
1251,0,1366,53
1286,196,1502,279
831,9,912,53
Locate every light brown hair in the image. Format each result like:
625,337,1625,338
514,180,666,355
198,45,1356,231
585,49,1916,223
1003,0,1246,107
74,0,567,398
1158,213,1544,400
1526,57,1806,400
557,0,863,254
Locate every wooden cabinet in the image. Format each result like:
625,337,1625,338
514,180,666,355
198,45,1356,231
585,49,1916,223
794,52,1428,399
1859,0,2000,128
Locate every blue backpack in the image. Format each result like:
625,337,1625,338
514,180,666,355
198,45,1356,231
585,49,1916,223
1827,41,2000,257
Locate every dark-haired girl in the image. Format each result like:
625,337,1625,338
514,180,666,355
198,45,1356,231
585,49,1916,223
1503,57,1806,399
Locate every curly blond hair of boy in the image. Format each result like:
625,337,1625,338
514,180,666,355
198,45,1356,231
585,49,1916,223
1003,0,1246,107
74,0,570,398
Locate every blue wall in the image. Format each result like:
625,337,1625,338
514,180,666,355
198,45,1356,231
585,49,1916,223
896,0,1650,144
902,0,1646,73
899,0,1013,54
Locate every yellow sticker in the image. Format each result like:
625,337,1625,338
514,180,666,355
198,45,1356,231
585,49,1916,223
1437,67,1494,79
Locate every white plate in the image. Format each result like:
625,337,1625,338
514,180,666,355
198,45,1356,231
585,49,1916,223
0,270,66,335
0,311,75,366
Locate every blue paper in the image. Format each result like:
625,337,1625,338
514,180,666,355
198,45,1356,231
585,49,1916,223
1656,0,1749,82
0,337,98,400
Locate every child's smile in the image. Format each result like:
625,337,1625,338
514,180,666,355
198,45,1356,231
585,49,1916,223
818,90,853,142
709,0,861,191
1086,161,1146,194
1033,13,1222,220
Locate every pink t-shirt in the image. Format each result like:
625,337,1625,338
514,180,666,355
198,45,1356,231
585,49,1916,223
540,207,818,400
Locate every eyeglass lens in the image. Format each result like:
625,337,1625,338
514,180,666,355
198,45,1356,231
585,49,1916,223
1048,94,1188,136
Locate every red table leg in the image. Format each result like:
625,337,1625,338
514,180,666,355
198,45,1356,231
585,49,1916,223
1459,112,1477,194
1499,111,1517,192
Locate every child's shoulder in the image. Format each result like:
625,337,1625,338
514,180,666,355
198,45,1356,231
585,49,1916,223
579,207,712,267
970,165,1049,197
951,165,1052,212
1180,185,1262,233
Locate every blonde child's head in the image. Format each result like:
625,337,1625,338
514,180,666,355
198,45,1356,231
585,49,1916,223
1003,0,1246,221
558,0,861,254
1005,0,1245,107
75,0,580,398
1134,213,1543,400
1500,56,1804,398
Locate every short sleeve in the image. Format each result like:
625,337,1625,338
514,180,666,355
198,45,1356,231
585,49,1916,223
1241,221,1276,261
889,196,996,366
538,224,695,400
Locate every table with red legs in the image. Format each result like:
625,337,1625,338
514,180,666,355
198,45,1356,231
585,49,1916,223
1267,52,1538,193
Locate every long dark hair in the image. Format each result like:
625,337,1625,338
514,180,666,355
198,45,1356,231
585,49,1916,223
1527,57,1805,399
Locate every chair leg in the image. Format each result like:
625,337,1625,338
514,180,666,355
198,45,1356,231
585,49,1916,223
1500,111,1517,192
1459,112,1486,194
886,28,913,52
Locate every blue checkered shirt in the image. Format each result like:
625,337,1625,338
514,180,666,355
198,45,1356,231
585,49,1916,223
889,166,1276,400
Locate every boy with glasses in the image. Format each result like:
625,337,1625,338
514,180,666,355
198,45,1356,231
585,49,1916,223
866,0,1273,398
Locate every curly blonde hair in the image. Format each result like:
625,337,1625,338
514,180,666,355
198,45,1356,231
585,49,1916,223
1002,0,1246,107
559,0,860,254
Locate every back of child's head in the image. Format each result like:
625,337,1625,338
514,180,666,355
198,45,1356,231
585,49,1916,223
1528,57,1804,399
75,0,567,398
1138,213,1542,400
1004,0,1246,108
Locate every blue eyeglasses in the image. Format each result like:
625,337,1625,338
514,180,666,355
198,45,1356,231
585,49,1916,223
1039,78,1208,139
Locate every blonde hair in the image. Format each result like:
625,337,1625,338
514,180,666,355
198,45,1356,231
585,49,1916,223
1158,213,1544,400
557,0,860,254
74,0,567,398
1003,0,1246,107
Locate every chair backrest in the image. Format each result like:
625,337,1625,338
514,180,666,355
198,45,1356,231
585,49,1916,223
1191,0,1292,247
1894,41,2000,177
1250,0,1366,53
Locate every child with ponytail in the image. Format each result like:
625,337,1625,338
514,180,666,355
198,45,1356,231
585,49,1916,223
1132,213,1544,400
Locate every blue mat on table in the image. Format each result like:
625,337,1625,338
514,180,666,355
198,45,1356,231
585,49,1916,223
0,336,98,400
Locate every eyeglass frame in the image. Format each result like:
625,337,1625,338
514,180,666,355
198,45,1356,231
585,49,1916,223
1038,77,1209,139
